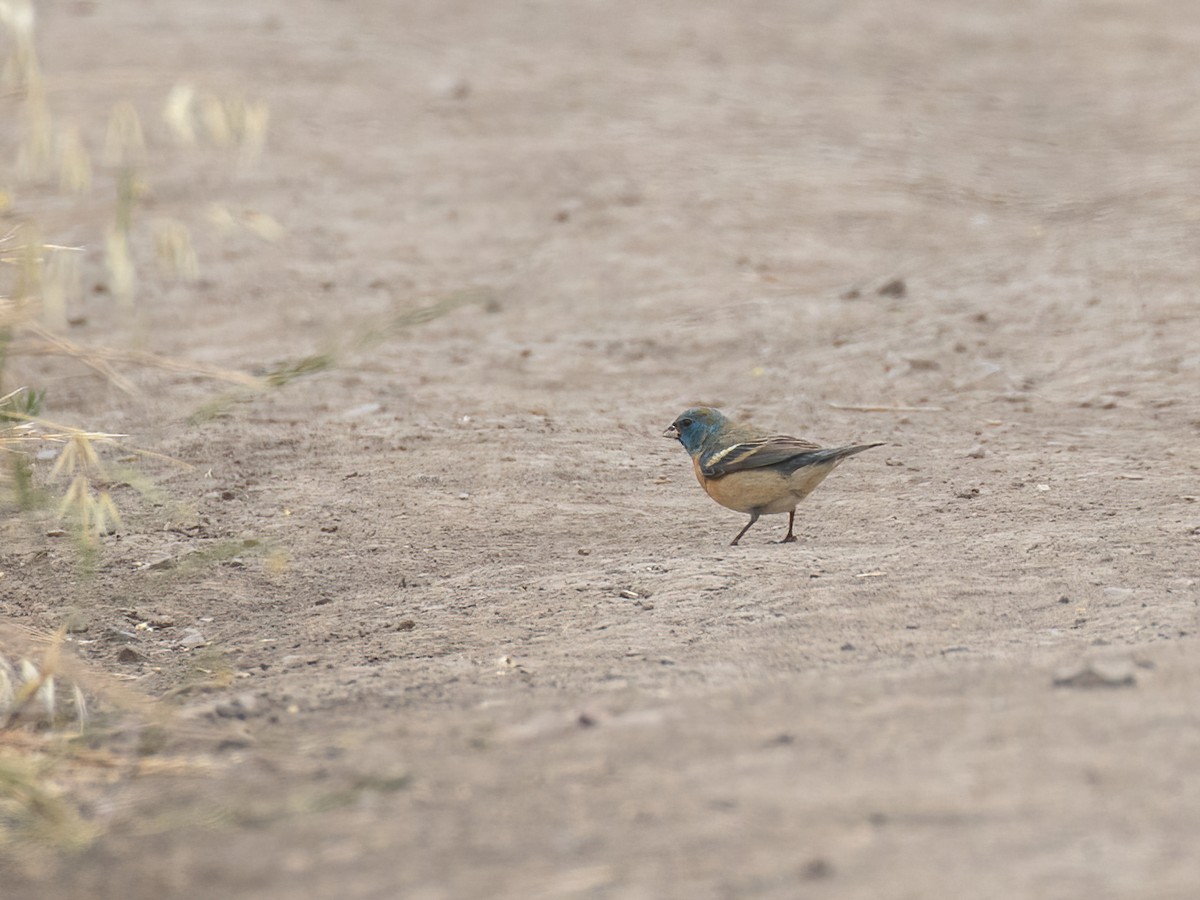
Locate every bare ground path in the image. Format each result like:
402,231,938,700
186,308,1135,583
4,1,1199,897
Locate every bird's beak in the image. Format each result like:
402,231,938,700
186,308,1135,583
663,424,679,440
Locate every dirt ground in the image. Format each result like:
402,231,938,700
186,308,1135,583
5,0,1200,897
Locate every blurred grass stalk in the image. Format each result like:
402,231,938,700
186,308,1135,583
0,2,287,871
0,0,39,91
0,628,96,866
103,102,146,313
0,631,86,732
1,227,85,393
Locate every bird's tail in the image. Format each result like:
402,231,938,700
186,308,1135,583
826,441,885,462
786,442,885,471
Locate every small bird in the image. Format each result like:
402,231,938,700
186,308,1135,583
664,407,883,546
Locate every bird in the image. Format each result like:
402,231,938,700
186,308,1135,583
663,407,883,546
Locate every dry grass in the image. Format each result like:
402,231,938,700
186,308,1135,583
0,2,477,872
0,4,234,867
0,624,215,874
0,628,102,869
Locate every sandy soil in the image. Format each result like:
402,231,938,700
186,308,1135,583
5,1,1200,897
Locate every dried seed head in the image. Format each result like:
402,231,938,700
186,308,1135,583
103,101,146,168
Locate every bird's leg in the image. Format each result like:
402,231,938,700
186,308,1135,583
780,510,798,543
730,511,760,546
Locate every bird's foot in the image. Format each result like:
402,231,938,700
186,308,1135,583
778,535,798,544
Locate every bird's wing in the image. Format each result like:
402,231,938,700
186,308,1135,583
699,435,824,478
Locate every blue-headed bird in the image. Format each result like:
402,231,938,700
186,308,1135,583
664,407,883,546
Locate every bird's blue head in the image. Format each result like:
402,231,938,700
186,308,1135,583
663,407,728,455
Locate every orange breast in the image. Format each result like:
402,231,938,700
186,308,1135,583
692,456,841,515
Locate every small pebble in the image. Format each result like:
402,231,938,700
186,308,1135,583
216,728,256,751
801,858,834,880
429,74,470,100
342,402,382,418
1054,659,1136,689
178,627,207,647
215,693,262,720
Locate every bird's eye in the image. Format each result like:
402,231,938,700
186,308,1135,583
679,418,693,428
